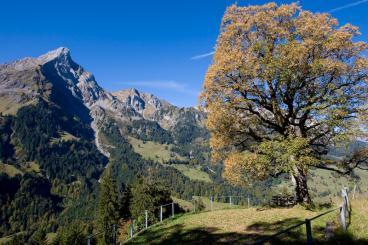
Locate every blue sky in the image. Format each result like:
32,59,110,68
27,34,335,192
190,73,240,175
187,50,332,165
1,0,367,107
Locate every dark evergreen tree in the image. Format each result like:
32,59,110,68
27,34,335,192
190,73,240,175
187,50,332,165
97,167,120,245
120,184,132,219
57,221,87,245
29,226,47,245
129,178,172,225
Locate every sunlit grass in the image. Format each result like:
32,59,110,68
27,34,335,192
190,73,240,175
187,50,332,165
128,136,184,163
170,165,212,183
0,163,23,177
127,198,368,244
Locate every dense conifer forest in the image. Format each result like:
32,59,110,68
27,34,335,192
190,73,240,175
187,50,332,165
0,98,269,242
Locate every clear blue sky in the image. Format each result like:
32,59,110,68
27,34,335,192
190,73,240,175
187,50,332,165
1,0,367,107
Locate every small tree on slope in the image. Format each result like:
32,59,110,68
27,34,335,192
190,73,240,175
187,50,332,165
201,3,368,204
97,167,120,244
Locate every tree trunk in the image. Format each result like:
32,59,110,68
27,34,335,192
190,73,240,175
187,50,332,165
292,168,311,204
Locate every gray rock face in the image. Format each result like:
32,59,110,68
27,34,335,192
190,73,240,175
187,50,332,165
0,47,206,156
112,88,205,130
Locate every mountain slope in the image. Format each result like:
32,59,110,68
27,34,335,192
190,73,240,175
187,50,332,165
0,48,258,239
0,47,209,161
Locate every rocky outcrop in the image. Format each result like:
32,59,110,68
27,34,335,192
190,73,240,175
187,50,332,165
113,88,206,130
0,47,207,157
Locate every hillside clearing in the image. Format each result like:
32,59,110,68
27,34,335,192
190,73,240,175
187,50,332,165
0,162,41,178
0,95,36,115
22,162,40,173
170,165,212,183
128,137,184,163
128,137,213,183
0,163,23,177
50,131,79,145
127,199,368,244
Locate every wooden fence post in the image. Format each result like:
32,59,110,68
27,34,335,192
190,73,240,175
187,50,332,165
130,222,133,238
160,206,163,222
112,224,116,245
172,202,175,217
210,196,213,211
145,210,148,229
340,205,346,231
247,197,250,208
87,235,91,245
305,219,313,245
229,196,232,206
353,184,357,200
340,186,350,231
343,187,350,211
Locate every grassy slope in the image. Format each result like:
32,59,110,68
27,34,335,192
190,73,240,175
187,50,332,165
172,196,237,212
0,163,23,177
0,95,36,116
273,168,368,203
0,162,41,177
127,199,368,244
50,131,79,145
170,164,212,183
22,162,40,173
128,137,212,183
309,168,368,201
128,137,184,163
0,237,11,244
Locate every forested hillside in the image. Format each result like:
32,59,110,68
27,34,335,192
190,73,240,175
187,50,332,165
0,99,107,237
98,117,264,200
0,48,264,242
1,46,365,243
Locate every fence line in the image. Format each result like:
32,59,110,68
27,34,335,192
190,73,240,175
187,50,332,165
91,187,352,244
127,201,177,240
123,196,255,244
207,195,252,211
250,187,351,245
87,230,104,245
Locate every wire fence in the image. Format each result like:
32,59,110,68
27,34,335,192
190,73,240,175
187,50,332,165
207,195,253,211
0,183,358,245
0,188,354,245
121,195,256,244
250,187,351,245
126,201,177,243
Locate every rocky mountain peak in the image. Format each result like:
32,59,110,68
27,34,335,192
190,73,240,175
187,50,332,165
38,47,71,64
113,88,170,109
0,47,207,159
111,88,206,130
0,47,71,72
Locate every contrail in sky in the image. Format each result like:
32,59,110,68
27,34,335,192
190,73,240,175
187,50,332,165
190,51,215,60
329,0,368,13
193,1,368,60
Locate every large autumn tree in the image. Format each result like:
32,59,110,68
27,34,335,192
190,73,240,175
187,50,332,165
201,3,368,204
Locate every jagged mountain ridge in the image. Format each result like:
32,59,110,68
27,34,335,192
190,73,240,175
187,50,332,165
0,47,207,159
112,89,205,130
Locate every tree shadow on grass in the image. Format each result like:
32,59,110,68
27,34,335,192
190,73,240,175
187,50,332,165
245,217,305,244
128,216,368,245
129,224,251,245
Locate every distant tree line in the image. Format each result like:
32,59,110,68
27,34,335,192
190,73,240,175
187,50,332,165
100,118,264,201
126,119,173,144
